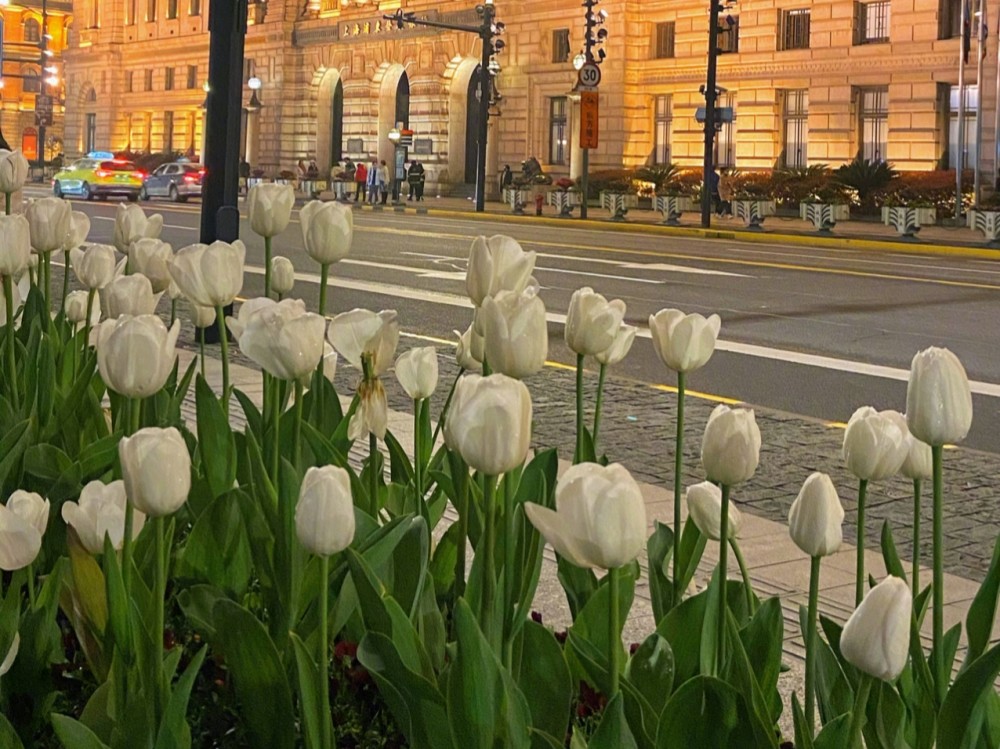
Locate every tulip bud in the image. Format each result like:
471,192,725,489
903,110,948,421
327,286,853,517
71,244,117,291
700,405,761,486
685,481,742,541
455,325,483,372
63,211,91,251
120,427,191,517
65,290,89,325
842,407,908,482
0,149,29,194
189,302,216,329
444,373,532,476
103,273,159,318
565,287,626,357
900,433,933,481
0,214,30,277
841,576,911,681
248,182,295,239
649,308,722,373
596,323,637,367
295,466,356,556
327,308,399,376
129,238,174,293
395,347,439,400
238,298,326,382
526,462,647,570
301,200,353,265
169,240,246,308
26,197,72,254
0,493,44,570
788,473,844,557
61,480,146,555
271,256,295,296
466,235,536,307
0,633,19,677
906,347,973,446
166,280,182,301
113,204,163,253
480,284,548,379
96,315,180,398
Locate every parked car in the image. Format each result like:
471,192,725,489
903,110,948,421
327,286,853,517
140,162,205,203
52,152,145,201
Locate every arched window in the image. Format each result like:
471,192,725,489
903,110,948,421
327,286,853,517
24,18,40,43
23,66,41,94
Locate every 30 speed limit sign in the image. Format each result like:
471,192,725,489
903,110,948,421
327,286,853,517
577,62,602,90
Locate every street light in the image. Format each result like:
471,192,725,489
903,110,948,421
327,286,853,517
247,75,262,109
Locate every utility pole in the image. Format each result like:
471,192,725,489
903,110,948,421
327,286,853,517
701,0,723,228
37,0,49,169
579,0,608,220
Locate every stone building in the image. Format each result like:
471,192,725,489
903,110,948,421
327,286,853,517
61,0,990,196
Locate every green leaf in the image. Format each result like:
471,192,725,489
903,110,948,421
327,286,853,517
0,713,24,749
675,518,707,597
864,679,907,749
880,520,907,581
938,640,1000,749
557,557,598,619
566,567,634,693
447,598,532,749
175,584,224,640
234,389,263,438
589,693,638,749
791,694,816,749
211,599,295,749
740,597,784,721
646,522,674,623
50,714,111,749
0,419,30,487
513,620,573,741
175,490,252,598
625,632,674,716
656,585,708,687
700,562,725,677
195,375,237,501
290,633,324,749
813,714,853,749
384,430,414,485
964,535,1000,668
23,443,73,481
655,675,759,749
153,645,206,749
102,536,134,666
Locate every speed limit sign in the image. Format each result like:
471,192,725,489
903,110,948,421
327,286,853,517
577,61,602,90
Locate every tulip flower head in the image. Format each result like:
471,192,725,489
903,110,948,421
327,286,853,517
565,287,626,357
96,314,180,398
189,302,217,329
685,481,742,541
248,182,295,239
526,462,647,570
0,149,29,194
169,240,246,308
841,575,912,681
327,308,399,377
128,238,174,293
700,405,761,486
395,346,439,400
226,297,275,340
7,490,49,538
103,273,159,318
26,196,72,254
842,407,908,482
120,427,192,517
113,203,163,253
466,235,536,307
596,323,637,367
271,256,296,296
71,244,117,291
64,290,89,325
237,298,327,382
61,480,146,555
301,200,354,265
480,283,548,378
455,324,484,372
900,433,933,481
0,214,31,278
295,466,356,556
788,472,844,558
905,347,973,446
348,376,388,441
0,492,47,570
443,373,532,476
63,211,91,252
649,308,722,374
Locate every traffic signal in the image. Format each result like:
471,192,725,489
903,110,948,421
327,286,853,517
582,0,608,64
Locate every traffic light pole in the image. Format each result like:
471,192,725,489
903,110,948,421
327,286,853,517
37,0,48,169
701,0,722,228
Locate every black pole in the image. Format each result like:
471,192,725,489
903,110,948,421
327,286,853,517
701,0,722,229
38,0,48,170
475,11,493,213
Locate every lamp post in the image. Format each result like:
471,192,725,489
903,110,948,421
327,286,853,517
244,75,262,168
577,0,608,221
701,0,724,228
384,2,504,212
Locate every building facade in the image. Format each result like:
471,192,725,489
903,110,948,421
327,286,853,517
62,0,992,196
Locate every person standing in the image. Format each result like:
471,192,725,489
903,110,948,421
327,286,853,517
342,158,356,201
499,164,512,197
378,160,390,205
367,158,379,204
354,160,367,203
409,160,425,201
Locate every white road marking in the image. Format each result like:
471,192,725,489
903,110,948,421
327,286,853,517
91,215,196,231
618,261,747,277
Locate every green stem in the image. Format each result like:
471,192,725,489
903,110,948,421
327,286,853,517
912,478,922,598
805,555,821,736
847,674,872,749
592,363,607,452
503,472,516,669
318,554,332,749
271,380,281,492
215,306,230,416
61,250,70,312
26,561,36,610
730,538,755,615
169,298,177,328
855,479,868,607
673,371,686,606
84,289,95,351
716,483,731,676
264,236,272,298
430,371,462,449
932,445,945,705
42,253,51,315
608,566,621,699
3,275,19,410
318,263,329,317
369,433,379,516
121,398,141,597
5,191,10,215
154,516,165,719
481,357,491,377
481,474,498,652
413,399,422,501
293,380,304,470
454,460,469,602
574,353,585,464
316,263,330,423
199,326,205,379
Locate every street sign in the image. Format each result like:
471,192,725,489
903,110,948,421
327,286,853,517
577,61,601,90
399,128,414,147
35,94,53,127
580,90,599,149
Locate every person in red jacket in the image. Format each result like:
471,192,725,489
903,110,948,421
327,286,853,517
354,161,368,203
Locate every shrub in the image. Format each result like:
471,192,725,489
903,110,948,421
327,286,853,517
581,169,637,200
877,170,973,213
770,165,848,207
833,157,897,213
727,169,774,200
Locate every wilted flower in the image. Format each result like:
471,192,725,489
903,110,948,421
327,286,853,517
565,287,626,357
327,308,399,376
301,200,353,265
295,466,355,556
906,347,973,446
842,407,908,482
466,235,536,307
480,284,548,378
61,480,146,555
395,347,439,400
700,405,761,486
443,373,532,476
841,576,911,681
113,203,163,253
788,473,844,557
169,240,246,308
649,308,722,373
348,377,388,441
686,481,742,541
96,315,179,398
248,182,295,239
71,244,117,290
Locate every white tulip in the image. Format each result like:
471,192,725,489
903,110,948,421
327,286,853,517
0,498,42,570
7,490,50,538
348,377,388,441
128,238,173,293
906,347,973,446
247,182,295,239
238,298,326,382
61,480,146,555
900,433,933,481
526,462,647,570
788,472,844,557
302,343,339,388
455,324,484,372
327,308,399,376
103,273,159,318
96,315,180,398
0,149,29,194
841,576,912,681
395,346,439,400
71,244,117,291
649,308,722,373
169,240,246,308
113,204,163,253
271,256,296,296
63,211,91,251
226,297,275,340
64,290,89,325
480,284,548,378
295,466,356,556
700,405,761,486
596,323,637,367
685,481,742,541
0,633,19,677
842,407,908,482
301,200,353,265
0,214,30,277
443,373,532,476
120,427,191,517
166,280,182,301
565,287,626,357
466,234,536,307
189,302,217,329
26,197,72,254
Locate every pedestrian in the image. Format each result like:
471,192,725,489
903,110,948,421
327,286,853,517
354,159,367,203
379,160,389,205
296,159,307,181
367,157,379,204
499,164,512,196
342,158,356,201
409,160,425,201
717,168,734,217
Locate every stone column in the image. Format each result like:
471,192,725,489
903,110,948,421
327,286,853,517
486,117,499,200
245,106,259,166
569,95,583,180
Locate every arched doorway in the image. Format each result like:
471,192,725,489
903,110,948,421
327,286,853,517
464,66,483,184
395,73,410,129
377,64,410,166
316,68,345,172
331,80,344,166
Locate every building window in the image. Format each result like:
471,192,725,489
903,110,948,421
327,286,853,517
780,9,810,50
948,85,978,169
90,0,100,28
940,0,962,38
187,65,197,89
144,69,153,91
654,95,672,165
549,97,568,165
714,93,736,167
163,111,173,152
166,0,177,18
85,113,97,153
189,0,200,15
24,18,40,43
552,29,570,63
23,67,40,93
165,68,174,91
782,90,809,168
655,22,675,59
856,1,890,44
146,0,156,21
719,15,740,53
858,87,889,162
125,71,133,93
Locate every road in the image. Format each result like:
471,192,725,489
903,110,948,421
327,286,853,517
43,191,1000,454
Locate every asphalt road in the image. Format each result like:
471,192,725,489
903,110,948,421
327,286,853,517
44,191,1000,454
